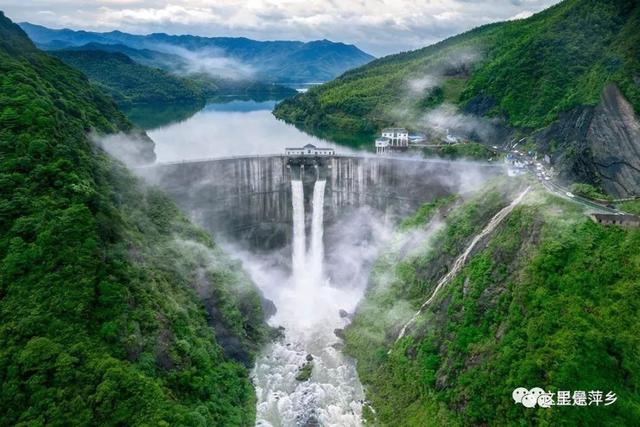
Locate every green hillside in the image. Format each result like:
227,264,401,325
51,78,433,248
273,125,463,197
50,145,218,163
0,11,268,426
344,180,640,426
51,49,205,106
274,0,640,134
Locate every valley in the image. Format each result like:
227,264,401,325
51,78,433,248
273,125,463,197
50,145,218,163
1,1,640,426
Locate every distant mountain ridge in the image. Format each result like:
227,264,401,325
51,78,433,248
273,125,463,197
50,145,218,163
19,22,375,83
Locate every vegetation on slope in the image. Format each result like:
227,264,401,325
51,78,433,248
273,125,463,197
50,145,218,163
274,0,640,135
274,23,501,136
51,49,205,106
460,0,640,128
344,180,640,426
50,49,298,108
0,12,268,426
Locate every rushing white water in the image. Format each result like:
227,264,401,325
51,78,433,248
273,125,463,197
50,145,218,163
310,180,327,283
291,180,307,284
251,179,366,427
395,186,531,342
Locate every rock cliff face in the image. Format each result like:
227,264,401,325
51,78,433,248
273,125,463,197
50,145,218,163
589,85,640,197
536,85,640,198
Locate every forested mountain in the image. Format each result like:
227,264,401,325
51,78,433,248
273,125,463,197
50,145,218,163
0,11,269,425
51,49,204,106
61,42,186,70
345,179,640,426
275,0,640,197
19,22,375,83
50,48,297,108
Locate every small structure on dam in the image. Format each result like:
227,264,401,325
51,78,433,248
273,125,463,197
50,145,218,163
286,144,335,169
285,144,335,157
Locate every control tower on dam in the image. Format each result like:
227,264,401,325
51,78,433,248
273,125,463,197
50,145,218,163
143,154,502,249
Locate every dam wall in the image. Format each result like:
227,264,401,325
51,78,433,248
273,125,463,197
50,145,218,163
143,155,502,248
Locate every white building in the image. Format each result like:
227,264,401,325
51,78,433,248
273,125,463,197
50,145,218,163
285,144,335,157
381,128,409,147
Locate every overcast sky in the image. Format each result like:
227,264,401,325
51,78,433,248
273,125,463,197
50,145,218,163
2,0,561,56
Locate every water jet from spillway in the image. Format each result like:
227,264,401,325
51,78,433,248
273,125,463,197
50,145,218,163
291,180,306,284
309,180,327,283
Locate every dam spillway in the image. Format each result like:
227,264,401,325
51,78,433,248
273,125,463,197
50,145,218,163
143,155,503,249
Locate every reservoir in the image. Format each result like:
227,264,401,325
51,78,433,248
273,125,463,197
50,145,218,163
147,99,354,163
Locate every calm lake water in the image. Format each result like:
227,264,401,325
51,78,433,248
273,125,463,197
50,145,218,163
146,99,358,163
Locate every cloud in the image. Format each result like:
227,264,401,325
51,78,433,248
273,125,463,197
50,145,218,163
421,103,498,141
152,44,255,79
6,0,562,56
93,131,156,166
509,10,535,20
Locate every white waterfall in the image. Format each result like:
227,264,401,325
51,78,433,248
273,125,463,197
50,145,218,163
291,180,306,283
395,186,531,343
309,180,327,282
251,177,365,426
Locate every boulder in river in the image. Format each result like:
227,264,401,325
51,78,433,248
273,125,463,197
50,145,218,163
295,361,314,381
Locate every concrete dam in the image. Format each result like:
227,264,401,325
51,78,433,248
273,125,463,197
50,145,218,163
143,155,503,249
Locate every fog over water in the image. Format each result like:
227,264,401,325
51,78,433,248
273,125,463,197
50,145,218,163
149,100,355,163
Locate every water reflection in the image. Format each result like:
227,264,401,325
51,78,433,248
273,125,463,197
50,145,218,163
149,99,358,162
123,101,204,130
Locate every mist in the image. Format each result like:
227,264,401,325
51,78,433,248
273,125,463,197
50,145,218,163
390,46,504,144
151,44,255,80
90,94,504,426
421,103,499,142
92,131,156,167
225,204,395,426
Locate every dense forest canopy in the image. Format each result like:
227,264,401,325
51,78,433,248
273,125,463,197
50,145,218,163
345,179,640,425
50,49,206,106
0,11,268,426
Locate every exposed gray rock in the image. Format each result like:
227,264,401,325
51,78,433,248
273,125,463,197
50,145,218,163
261,297,277,319
331,342,345,351
588,85,640,197
535,84,640,197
